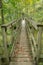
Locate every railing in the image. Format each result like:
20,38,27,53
25,17,43,64
37,24,43,62
25,18,38,59
1,18,22,64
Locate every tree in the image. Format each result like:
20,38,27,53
0,0,4,24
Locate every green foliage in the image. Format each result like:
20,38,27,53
0,0,43,24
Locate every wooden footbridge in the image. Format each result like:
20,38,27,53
0,14,43,65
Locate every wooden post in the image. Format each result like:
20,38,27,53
2,27,9,64
0,58,1,65
37,27,42,63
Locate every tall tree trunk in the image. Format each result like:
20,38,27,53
0,0,4,24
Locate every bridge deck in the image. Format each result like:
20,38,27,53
9,20,33,65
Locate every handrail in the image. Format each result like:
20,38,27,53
1,18,22,28
29,28,37,50
0,17,21,63
25,17,37,52
25,18,39,61
25,17,43,63
9,23,21,57
26,24,36,60
25,17,43,28
26,24,37,54
25,17,38,30
37,23,43,27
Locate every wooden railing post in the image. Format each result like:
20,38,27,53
37,27,42,61
0,58,1,65
2,27,9,64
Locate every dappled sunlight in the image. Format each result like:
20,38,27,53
22,19,26,27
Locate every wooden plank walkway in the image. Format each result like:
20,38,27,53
9,20,33,65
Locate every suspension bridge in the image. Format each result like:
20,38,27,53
0,15,43,65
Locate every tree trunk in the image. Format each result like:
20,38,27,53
0,0,4,24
